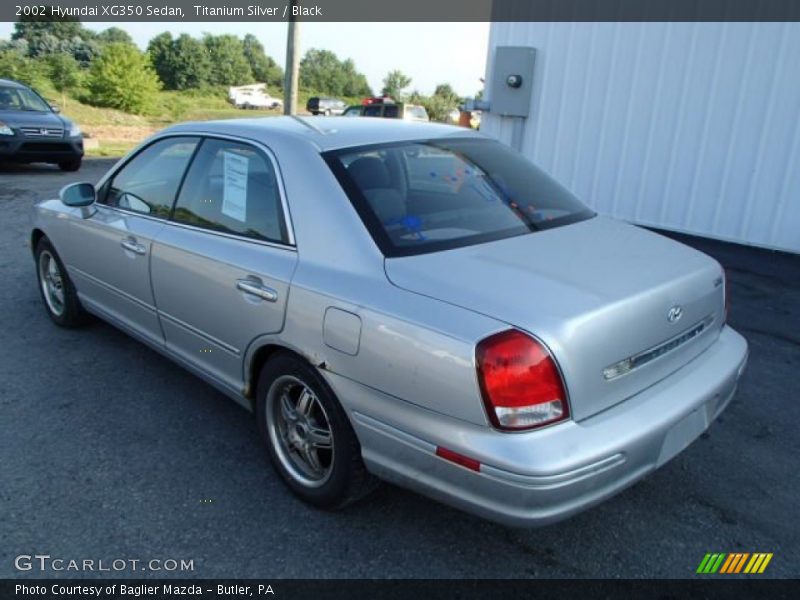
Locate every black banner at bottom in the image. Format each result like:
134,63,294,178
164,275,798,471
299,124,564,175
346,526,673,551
2,579,799,600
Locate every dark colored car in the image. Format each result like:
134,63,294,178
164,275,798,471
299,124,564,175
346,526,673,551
342,102,429,122
0,78,84,171
306,96,347,116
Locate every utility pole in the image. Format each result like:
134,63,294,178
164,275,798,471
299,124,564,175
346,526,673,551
283,2,300,115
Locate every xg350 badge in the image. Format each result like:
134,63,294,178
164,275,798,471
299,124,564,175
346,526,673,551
667,305,684,323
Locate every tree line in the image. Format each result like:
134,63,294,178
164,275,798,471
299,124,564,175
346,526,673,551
0,17,469,120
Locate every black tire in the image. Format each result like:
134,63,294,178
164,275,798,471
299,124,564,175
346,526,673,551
256,352,377,509
34,237,88,328
58,158,82,172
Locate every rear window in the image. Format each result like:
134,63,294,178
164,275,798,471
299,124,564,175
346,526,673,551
324,138,595,257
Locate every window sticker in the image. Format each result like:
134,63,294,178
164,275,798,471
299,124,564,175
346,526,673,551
222,151,249,222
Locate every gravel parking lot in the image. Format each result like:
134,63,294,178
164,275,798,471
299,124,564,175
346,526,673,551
1,158,798,578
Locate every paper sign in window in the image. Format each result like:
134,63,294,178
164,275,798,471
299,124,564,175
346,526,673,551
222,151,249,222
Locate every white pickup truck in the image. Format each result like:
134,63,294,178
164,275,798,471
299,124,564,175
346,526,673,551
228,84,283,110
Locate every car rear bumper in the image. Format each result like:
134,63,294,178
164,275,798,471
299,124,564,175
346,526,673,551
0,137,83,163
327,325,748,527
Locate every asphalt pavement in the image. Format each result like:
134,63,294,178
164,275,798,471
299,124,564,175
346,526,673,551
1,159,798,578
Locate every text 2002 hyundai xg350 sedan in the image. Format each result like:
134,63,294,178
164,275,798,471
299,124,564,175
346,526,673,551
31,117,748,526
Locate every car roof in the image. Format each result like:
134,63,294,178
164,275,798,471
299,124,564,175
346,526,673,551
163,116,484,152
0,78,27,89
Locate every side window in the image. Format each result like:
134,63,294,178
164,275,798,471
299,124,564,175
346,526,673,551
104,137,199,218
383,105,399,118
173,138,288,244
364,105,382,117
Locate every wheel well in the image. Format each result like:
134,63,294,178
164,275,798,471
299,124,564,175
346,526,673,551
246,343,308,407
31,229,46,255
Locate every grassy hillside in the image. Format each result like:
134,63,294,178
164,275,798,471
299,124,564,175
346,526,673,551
38,87,272,157
37,85,365,157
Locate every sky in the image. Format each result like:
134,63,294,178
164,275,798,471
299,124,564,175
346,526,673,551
0,21,490,97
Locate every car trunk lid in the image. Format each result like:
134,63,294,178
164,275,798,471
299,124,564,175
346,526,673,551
384,217,726,422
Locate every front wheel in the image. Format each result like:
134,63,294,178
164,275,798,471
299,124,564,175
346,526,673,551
35,238,88,327
256,353,376,509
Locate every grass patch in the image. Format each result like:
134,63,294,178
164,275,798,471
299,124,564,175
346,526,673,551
41,87,365,158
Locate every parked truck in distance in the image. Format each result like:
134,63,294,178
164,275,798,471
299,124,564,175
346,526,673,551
228,84,283,110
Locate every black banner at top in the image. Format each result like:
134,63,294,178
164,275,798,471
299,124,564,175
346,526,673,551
3,0,800,22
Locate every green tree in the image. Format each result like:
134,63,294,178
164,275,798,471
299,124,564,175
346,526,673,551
87,43,160,114
381,70,411,99
96,27,135,46
46,54,84,107
0,49,47,87
12,15,85,48
147,32,175,88
434,83,459,103
203,34,252,86
11,15,99,64
242,34,283,89
300,49,371,97
417,94,454,122
341,59,371,97
170,34,212,90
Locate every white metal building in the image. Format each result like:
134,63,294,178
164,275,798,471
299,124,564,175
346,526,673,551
481,22,800,253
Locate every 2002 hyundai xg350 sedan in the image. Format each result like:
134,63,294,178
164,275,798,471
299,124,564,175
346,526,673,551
31,117,748,526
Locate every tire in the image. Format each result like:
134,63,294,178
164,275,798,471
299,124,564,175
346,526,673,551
35,237,88,327
256,352,377,509
58,158,82,172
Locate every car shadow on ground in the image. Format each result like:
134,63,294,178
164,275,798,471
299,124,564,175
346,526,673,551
0,161,61,173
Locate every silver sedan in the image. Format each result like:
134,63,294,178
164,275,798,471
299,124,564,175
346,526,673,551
31,117,748,526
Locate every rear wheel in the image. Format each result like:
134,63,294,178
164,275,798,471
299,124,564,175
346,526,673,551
58,158,81,172
35,238,88,327
256,353,376,508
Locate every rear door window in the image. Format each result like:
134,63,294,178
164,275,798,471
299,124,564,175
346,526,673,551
172,138,289,244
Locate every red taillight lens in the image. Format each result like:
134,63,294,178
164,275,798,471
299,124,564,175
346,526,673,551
476,330,569,431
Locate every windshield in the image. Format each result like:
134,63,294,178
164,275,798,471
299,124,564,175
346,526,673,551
0,85,51,112
324,138,595,257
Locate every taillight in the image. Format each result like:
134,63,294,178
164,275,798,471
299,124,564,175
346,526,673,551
476,330,569,431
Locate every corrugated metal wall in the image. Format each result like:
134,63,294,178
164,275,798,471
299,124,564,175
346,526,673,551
482,22,800,253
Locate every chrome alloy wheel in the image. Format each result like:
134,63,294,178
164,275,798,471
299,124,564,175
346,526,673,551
38,250,65,316
267,375,334,488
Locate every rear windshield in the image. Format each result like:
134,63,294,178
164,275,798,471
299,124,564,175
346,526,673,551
324,138,595,257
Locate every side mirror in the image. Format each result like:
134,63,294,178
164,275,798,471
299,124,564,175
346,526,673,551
50,104,61,113
59,182,96,207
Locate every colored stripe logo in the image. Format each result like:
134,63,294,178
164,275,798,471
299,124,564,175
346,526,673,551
697,552,773,574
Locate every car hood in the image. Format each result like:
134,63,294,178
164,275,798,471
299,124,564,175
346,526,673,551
384,216,726,421
0,110,67,128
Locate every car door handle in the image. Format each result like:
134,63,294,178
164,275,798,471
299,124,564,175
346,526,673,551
236,279,278,302
120,238,146,255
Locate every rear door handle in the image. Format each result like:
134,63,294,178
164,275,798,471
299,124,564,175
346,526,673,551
120,238,146,255
236,279,278,302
